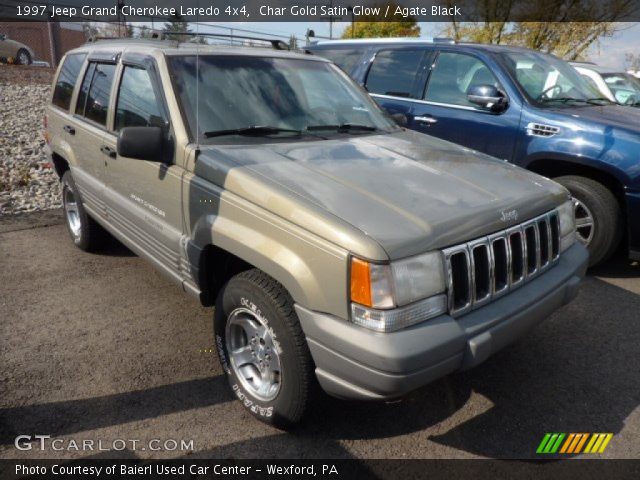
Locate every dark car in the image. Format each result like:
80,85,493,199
308,39,640,266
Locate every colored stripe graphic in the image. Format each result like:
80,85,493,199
537,433,613,454
574,433,589,453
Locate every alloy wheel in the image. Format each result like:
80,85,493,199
225,307,282,402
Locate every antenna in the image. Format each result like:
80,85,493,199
195,2,200,154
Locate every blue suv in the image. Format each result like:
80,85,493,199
308,39,640,266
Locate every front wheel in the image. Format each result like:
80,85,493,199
214,269,315,428
555,175,622,267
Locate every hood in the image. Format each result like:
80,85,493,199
195,130,568,260
548,104,640,135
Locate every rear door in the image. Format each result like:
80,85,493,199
48,52,87,172
364,47,433,119
67,54,119,217
100,54,185,280
410,50,520,161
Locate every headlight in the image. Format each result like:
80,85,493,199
391,252,445,306
349,253,447,332
557,200,576,252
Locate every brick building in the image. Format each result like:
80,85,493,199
0,22,86,66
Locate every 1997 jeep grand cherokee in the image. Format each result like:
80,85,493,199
45,39,588,427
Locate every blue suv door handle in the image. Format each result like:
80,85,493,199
415,116,438,125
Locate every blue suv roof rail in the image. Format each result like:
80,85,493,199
433,37,456,44
314,38,436,45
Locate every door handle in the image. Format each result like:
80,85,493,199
63,125,75,135
414,116,438,125
100,145,117,159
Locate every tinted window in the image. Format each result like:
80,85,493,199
425,52,499,107
168,55,394,141
365,49,424,98
314,49,362,73
76,62,116,126
115,67,163,130
52,53,86,110
75,62,95,116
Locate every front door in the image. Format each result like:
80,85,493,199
410,51,520,161
101,59,185,280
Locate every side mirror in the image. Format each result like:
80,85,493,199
467,85,508,112
0,34,6,41
390,112,408,127
117,126,163,161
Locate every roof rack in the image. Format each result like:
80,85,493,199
88,32,290,50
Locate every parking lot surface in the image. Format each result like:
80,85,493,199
1,211,639,459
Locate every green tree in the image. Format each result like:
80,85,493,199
341,3,420,38
443,0,634,60
163,14,191,42
626,53,640,70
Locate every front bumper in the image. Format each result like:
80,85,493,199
296,243,588,401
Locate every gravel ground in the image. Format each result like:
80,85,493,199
0,82,60,215
0,213,639,460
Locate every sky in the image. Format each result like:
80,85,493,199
186,21,640,71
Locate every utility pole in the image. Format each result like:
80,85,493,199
320,0,342,39
117,0,125,37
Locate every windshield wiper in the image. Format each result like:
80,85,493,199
203,125,303,138
305,123,379,132
585,97,614,105
540,97,613,106
540,97,583,104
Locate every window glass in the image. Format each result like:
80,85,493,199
115,66,163,130
365,49,424,98
314,49,362,73
75,62,95,115
578,73,600,93
500,51,603,106
425,52,499,107
601,73,640,104
168,55,395,141
52,53,86,110
81,63,116,126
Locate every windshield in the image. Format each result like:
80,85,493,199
168,55,396,142
601,73,640,105
500,51,606,106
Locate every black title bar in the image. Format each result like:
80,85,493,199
1,459,640,480
1,0,640,22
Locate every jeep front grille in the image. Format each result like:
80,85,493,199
443,210,561,317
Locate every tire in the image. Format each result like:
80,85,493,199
61,171,107,252
555,175,622,267
214,269,315,428
16,49,31,65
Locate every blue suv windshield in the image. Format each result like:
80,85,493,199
500,51,609,107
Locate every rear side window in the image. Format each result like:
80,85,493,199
75,62,116,126
313,49,362,73
52,53,86,110
115,66,164,130
365,49,425,98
